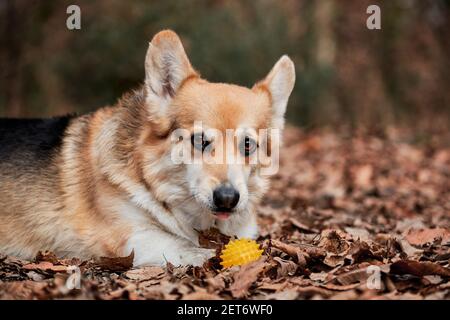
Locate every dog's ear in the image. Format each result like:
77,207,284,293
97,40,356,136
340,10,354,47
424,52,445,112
254,55,295,130
144,30,197,129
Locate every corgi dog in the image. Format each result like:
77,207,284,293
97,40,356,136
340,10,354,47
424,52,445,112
0,30,295,266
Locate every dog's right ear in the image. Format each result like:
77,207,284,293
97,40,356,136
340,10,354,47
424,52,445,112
144,30,197,129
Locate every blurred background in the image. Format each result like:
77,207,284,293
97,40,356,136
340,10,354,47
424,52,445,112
0,0,449,132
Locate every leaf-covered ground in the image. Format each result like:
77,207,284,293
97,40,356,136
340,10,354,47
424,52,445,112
1,127,449,300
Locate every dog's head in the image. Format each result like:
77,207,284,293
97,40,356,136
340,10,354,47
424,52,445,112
138,30,295,220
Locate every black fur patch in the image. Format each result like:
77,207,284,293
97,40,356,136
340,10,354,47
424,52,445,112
0,116,75,165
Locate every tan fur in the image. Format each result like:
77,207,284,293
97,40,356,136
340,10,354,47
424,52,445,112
0,30,295,266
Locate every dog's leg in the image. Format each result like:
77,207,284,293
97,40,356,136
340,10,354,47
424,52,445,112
125,228,215,267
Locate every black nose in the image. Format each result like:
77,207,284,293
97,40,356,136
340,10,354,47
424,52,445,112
213,185,240,210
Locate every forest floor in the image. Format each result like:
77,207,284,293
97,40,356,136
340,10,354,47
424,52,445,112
1,127,449,300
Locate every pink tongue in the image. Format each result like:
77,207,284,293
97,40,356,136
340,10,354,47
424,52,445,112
216,212,230,220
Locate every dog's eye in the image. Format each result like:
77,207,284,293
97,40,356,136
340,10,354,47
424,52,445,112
191,133,210,151
240,137,258,157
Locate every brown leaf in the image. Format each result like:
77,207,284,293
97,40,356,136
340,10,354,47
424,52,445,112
198,228,231,250
288,218,319,233
104,284,138,300
205,274,227,292
264,290,299,300
335,268,371,285
295,286,335,299
320,282,361,291
95,250,134,272
22,262,68,273
397,238,423,258
405,228,450,246
344,227,371,241
329,290,359,300
348,241,382,264
390,260,450,277
257,281,288,292
182,292,223,300
230,257,266,298
318,229,350,254
301,245,327,259
26,271,46,281
323,254,346,268
0,281,49,299
273,257,298,277
35,251,59,264
125,266,165,281
270,239,318,268
309,272,329,282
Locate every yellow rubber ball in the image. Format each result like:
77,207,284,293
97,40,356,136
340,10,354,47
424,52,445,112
220,238,263,268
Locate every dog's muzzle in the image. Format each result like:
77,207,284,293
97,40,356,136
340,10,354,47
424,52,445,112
212,183,240,218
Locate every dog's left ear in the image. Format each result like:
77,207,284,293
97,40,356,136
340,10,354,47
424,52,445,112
144,30,197,129
254,55,295,130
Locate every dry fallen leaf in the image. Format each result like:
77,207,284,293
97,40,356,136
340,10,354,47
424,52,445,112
125,266,165,281
390,260,450,278
35,251,59,264
271,240,306,262
198,228,231,250
345,227,371,242
94,250,134,272
318,229,350,254
182,292,223,300
405,228,450,247
229,257,266,298
273,257,298,277
22,262,67,273
263,289,299,300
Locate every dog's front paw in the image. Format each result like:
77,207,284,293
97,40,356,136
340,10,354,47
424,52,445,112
238,224,259,240
168,248,216,267
230,220,259,240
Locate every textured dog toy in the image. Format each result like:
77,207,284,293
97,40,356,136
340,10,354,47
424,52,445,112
220,238,263,268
